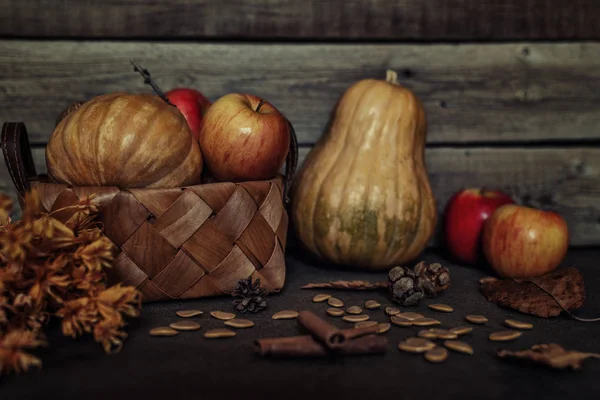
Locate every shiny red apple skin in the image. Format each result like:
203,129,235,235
482,204,569,278
198,93,290,182
166,88,212,140
444,188,515,265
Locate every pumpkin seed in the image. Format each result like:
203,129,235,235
390,315,413,327
272,310,299,320
328,297,344,308
418,329,439,339
176,310,203,318
385,307,401,316
444,340,474,355
346,306,363,315
210,311,236,321
149,327,179,337
412,317,441,327
169,321,201,331
429,329,458,340
343,314,370,323
398,337,436,353
465,315,488,324
397,312,424,321
365,300,381,310
377,323,391,334
504,319,533,330
354,321,378,329
424,347,449,363
326,307,345,317
489,330,523,342
479,276,497,284
428,303,454,313
204,328,236,339
312,294,331,303
449,326,473,336
224,319,255,329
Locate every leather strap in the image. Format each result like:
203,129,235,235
283,118,299,205
1,122,38,202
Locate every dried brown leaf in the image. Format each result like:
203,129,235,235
498,343,600,370
480,267,585,317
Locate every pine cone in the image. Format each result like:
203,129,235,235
414,261,451,297
387,266,425,307
231,277,268,314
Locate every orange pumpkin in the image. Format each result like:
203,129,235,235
46,92,202,189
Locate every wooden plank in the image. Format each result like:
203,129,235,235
1,41,600,145
2,146,599,246
1,0,598,40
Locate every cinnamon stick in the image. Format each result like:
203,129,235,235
344,324,380,339
254,334,387,358
297,311,346,350
297,311,380,350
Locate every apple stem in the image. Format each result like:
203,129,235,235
130,59,175,107
256,100,266,113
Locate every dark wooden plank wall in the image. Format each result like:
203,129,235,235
1,42,600,145
0,0,599,248
1,0,598,40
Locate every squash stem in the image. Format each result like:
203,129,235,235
386,69,399,85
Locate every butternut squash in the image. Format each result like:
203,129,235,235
291,70,437,270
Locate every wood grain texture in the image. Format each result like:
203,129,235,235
3,146,599,246
1,0,598,40
1,41,600,144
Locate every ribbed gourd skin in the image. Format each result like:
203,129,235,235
46,92,203,189
291,75,437,270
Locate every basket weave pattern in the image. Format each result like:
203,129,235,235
32,178,288,302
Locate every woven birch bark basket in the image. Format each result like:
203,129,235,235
1,121,298,302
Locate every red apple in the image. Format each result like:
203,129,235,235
482,204,569,278
166,88,212,140
444,188,515,265
198,93,291,182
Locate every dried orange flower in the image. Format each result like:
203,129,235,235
0,329,45,375
0,189,142,375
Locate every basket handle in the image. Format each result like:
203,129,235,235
283,118,299,204
1,122,38,205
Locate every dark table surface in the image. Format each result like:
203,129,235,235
2,247,600,400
